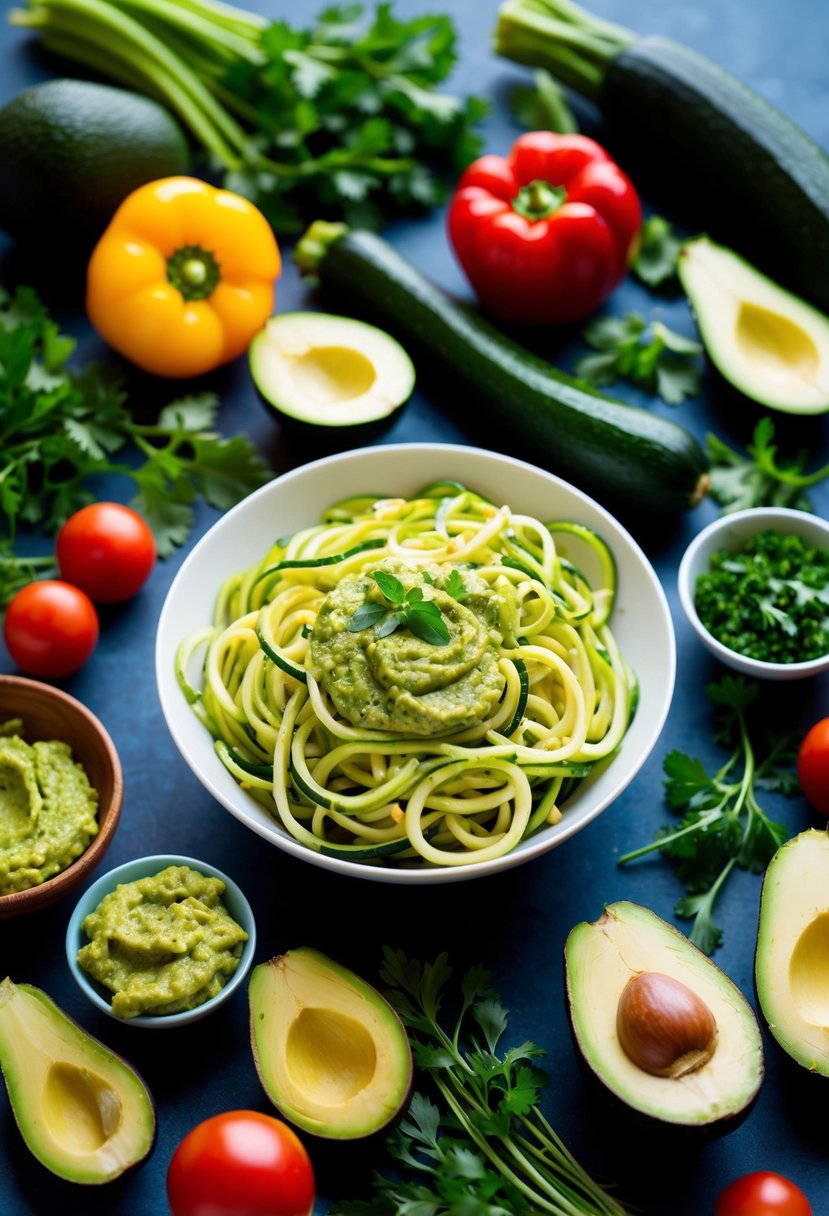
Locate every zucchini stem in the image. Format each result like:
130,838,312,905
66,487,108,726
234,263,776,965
494,0,634,100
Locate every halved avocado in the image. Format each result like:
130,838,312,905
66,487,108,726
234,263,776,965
678,236,829,413
565,902,764,1129
249,312,415,437
755,828,829,1076
249,948,412,1140
0,978,155,1182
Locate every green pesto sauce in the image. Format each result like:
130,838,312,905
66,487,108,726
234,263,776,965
0,719,98,896
77,864,248,1019
694,530,829,664
308,558,505,736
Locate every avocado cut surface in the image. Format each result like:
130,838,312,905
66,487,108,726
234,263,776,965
755,828,829,1076
248,948,412,1139
565,902,763,1127
679,237,829,414
249,312,415,430
0,978,155,1182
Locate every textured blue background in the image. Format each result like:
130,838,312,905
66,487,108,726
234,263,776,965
1,1,828,1212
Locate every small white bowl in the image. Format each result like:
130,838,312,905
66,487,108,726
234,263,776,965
678,507,829,680
66,853,256,1028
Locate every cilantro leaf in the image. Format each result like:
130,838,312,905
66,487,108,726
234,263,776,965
620,676,800,953
707,417,829,513
444,569,469,601
632,215,684,288
0,284,270,562
361,950,628,1216
576,311,702,405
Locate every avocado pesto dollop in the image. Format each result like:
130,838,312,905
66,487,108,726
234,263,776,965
77,864,248,1019
308,558,505,736
0,719,98,896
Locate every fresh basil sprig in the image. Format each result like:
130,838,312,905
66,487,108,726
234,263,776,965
348,569,467,645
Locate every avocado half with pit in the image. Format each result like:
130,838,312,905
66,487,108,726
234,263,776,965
679,236,829,413
755,828,829,1076
249,948,412,1139
249,312,415,439
0,978,155,1182
565,902,764,1130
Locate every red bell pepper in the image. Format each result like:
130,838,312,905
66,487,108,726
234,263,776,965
447,131,641,325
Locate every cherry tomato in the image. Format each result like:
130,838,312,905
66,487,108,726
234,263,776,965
3,580,99,677
56,502,156,603
715,1171,812,1216
167,1110,315,1216
797,718,829,815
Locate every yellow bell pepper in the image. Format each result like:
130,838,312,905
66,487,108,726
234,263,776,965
87,176,281,378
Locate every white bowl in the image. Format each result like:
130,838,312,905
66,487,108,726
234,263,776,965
156,444,675,884
678,506,829,680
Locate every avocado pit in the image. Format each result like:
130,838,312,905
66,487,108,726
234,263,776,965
616,971,718,1079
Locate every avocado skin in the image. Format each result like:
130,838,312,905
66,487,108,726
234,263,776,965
0,978,156,1183
248,948,413,1140
564,902,764,1137
254,383,406,454
0,79,190,245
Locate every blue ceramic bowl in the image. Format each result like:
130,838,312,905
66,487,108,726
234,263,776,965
66,853,256,1029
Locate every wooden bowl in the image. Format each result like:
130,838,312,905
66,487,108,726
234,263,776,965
0,676,124,918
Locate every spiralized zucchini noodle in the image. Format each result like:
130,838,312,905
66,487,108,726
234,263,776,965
176,482,635,868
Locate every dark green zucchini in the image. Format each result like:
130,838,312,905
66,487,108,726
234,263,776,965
495,0,829,311
602,38,829,309
295,224,708,514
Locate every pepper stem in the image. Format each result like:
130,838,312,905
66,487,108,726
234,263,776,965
167,245,221,300
512,179,568,220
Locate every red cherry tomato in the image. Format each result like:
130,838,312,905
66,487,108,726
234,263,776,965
797,718,829,815
715,1171,812,1216
3,580,99,677
167,1110,315,1216
56,502,156,603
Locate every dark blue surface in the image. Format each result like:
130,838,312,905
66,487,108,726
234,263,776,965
2,1,828,1213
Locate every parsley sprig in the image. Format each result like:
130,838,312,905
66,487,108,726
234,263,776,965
332,950,630,1216
707,417,829,513
631,215,684,288
0,285,270,565
348,569,467,645
13,0,488,234
575,312,703,405
620,677,800,955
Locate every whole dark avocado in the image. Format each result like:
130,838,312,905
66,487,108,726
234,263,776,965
0,78,189,245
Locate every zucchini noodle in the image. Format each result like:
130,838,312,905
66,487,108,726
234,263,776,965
176,483,635,867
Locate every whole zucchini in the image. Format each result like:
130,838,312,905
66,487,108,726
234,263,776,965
295,223,708,514
495,0,829,313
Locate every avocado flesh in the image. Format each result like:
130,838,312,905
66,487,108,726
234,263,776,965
679,236,829,413
0,979,155,1182
249,312,415,428
756,828,829,1075
249,948,412,1139
565,902,764,1126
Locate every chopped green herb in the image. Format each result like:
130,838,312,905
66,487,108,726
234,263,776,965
575,311,702,404
707,417,829,513
631,215,684,288
694,529,829,664
0,284,270,560
620,677,800,954
331,949,631,1215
